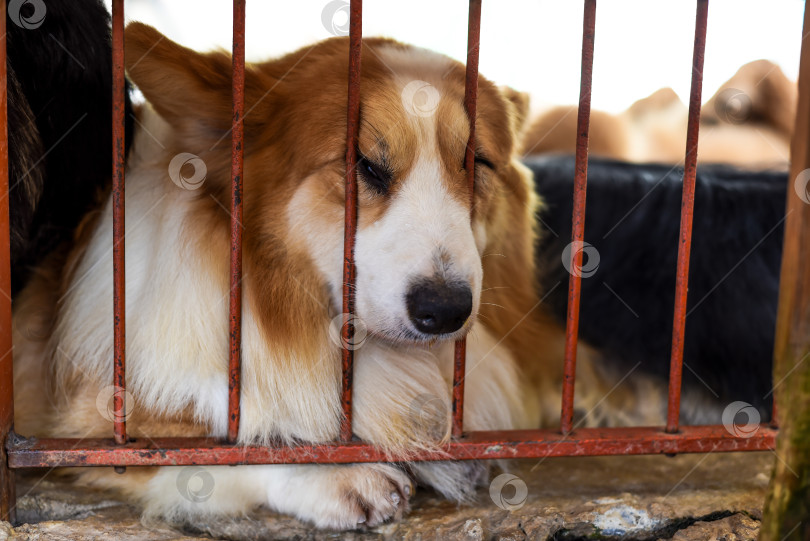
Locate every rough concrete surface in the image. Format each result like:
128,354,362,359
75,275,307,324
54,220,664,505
0,451,773,540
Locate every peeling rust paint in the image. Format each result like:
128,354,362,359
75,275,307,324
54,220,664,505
111,0,127,447
227,0,246,444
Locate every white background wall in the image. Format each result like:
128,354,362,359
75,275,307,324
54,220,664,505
109,0,805,114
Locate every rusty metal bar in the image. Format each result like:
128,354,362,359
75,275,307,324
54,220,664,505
452,0,482,440
6,426,777,468
340,0,363,442
226,0,246,444
111,0,127,446
560,0,596,435
759,5,810,534
769,3,810,437
451,342,467,438
666,0,708,434
773,0,810,373
0,0,16,524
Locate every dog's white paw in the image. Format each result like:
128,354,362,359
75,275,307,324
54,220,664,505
280,464,413,530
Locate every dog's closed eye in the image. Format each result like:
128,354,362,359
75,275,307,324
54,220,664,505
358,153,394,195
474,154,495,171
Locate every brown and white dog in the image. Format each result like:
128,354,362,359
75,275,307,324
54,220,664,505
12,23,622,529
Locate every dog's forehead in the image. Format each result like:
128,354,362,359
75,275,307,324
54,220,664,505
359,44,470,173
376,43,455,78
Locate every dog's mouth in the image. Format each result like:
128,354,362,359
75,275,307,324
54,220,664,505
370,315,477,347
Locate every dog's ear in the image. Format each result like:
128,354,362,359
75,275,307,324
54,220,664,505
753,62,797,138
125,23,272,133
702,60,797,138
500,86,531,141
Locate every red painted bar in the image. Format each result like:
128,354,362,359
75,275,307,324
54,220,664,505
340,0,363,442
111,0,127,446
227,0,246,444
0,0,16,523
451,341,467,439
560,0,596,435
7,426,777,469
666,0,708,434
453,0,482,440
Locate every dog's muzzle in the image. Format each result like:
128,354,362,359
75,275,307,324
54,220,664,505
405,278,472,335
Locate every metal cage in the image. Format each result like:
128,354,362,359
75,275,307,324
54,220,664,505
3,0,809,525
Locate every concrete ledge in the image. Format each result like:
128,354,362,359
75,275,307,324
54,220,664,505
1,452,773,540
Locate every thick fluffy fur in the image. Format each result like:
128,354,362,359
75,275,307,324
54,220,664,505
530,155,785,422
12,25,599,529
6,0,133,295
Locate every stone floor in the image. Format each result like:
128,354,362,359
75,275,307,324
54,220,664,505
1,451,773,540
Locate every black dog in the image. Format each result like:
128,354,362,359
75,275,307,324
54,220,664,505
529,155,786,421
7,0,133,295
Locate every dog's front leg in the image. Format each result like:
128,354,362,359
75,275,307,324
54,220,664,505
350,331,529,503
407,326,532,501
142,462,412,530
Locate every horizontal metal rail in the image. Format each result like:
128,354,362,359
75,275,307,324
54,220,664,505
7,426,776,468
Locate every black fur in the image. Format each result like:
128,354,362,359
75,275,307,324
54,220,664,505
7,0,133,295
528,155,786,420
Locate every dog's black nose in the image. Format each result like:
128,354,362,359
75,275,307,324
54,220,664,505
406,280,473,335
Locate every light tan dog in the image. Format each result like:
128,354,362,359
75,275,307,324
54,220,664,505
522,59,796,167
